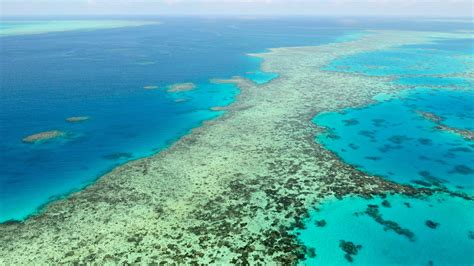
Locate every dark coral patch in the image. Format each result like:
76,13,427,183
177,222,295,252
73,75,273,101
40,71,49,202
418,138,433,145
378,144,402,153
359,130,376,139
371,119,386,127
306,247,316,258
425,220,439,229
365,156,381,161
448,147,472,153
339,240,362,262
365,205,415,241
381,200,391,208
103,152,134,160
348,143,359,150
388,135,413,144
411,180,432,187
449,165,474,175
315,219,327,227
419,171,433,179
343,119,359,126
1,219,22,226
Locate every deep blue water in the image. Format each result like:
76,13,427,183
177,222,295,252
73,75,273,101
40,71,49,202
298,33,474,264
0,18,371,222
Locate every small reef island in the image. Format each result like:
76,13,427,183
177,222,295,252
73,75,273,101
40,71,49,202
143,85,159,90
167,82,196,92
1,17,473,265
66,116,90,123
22,130,65,144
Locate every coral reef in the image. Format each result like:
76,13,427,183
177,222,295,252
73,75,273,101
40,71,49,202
339,240,362,262
381,199,391,208
417,110,474,141
167,82,196,92
425,220,439,229
1,30,470,264
315,219,327,227
22,130,65,143
363,204,415,241
66,116,90,123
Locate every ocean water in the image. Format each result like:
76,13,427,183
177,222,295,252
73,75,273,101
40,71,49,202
298,35,474,264
0,17,371,222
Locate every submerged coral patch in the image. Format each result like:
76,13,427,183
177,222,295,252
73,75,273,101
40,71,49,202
449,165,474,175
339,240,362,262
102,152,134,160
425,220,439,229
343,119,359,126
364,204,415,241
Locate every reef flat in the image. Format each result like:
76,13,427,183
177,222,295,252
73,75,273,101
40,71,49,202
0,30,469,264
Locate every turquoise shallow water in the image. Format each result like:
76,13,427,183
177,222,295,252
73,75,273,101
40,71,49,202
297,194,474,265
315,89,474,192
325,45,470,76
315,37,474,191
299,36,474,264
